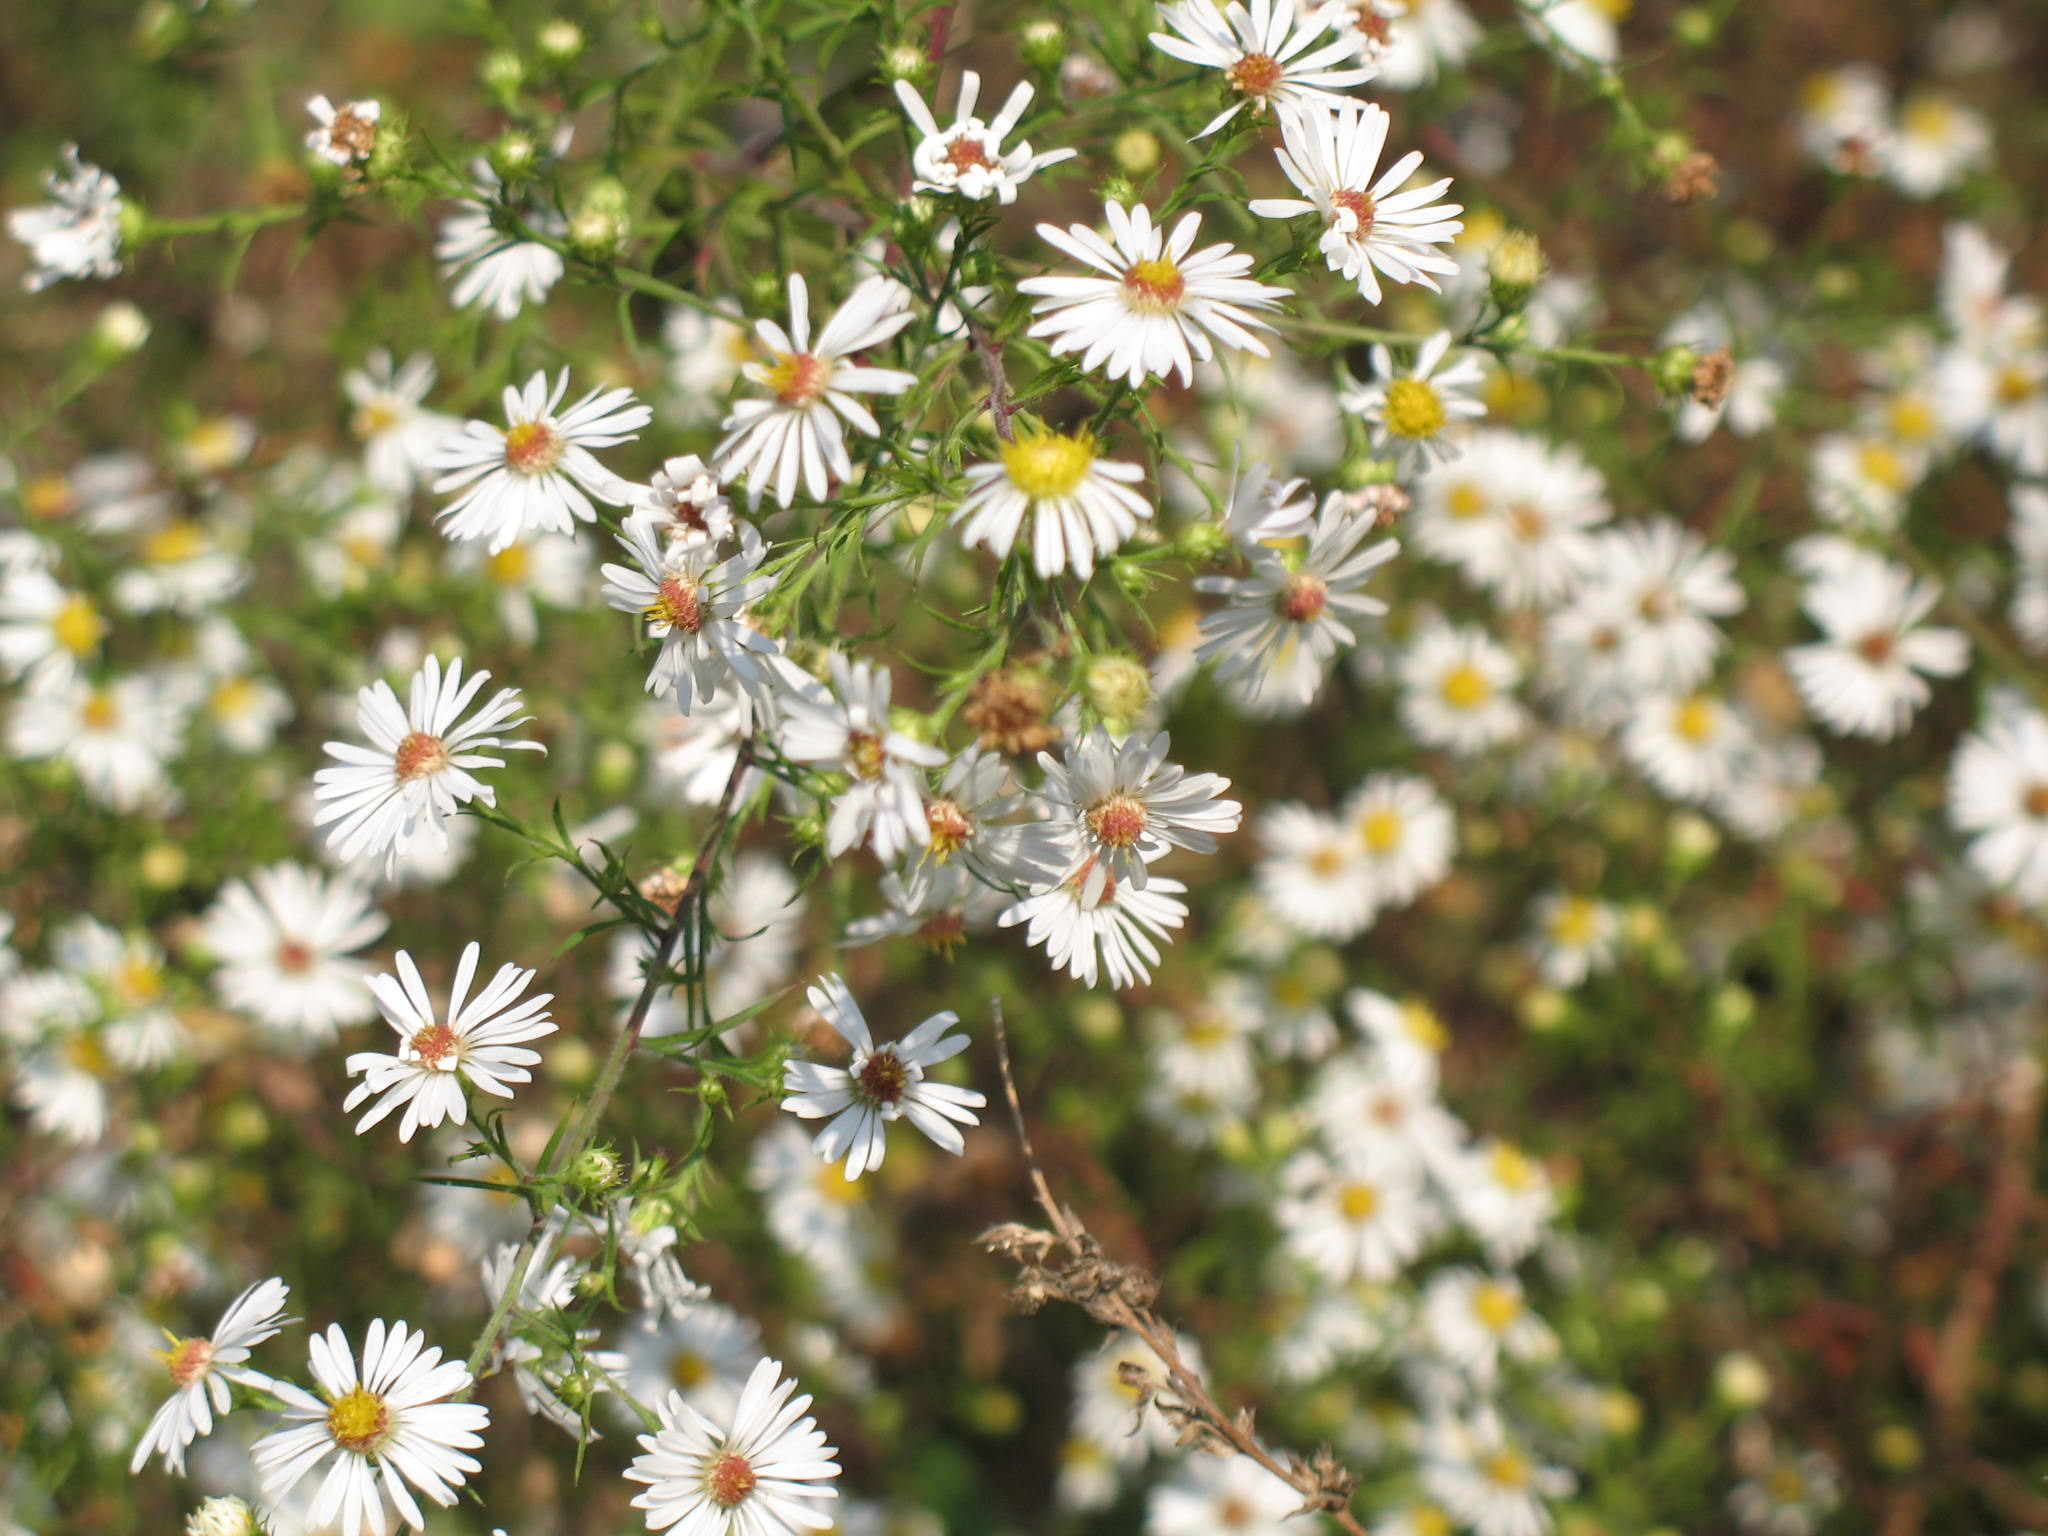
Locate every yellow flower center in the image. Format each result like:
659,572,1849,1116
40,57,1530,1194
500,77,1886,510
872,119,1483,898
1382,378,1447,441
211,676,258,720
1483,1450,1532,1489
502,419,564,475
1856,441,1906,491
52,594,105,656
1306,844,1347,877
1410,1505,1454,1536
1472,1281,1524,1333
1997,365,2038,406
116,958,163,1004
1547,897,1600,948
816,1160,867,1205
1490,1143,1537,1191
1438,662,1492,710
1587,0,1632,19
925,798,972,859
670,1352,710,1389
66,1030,112,1077
394,730,452,781
1359,806,1404,853
1001,429,1097,499
1445,481,1488,520
1122,256,1186,312
142,521,206,565
352,400,400,440
1766,1464,1805,1503
487,543,531,584
1402,999,1448,1050
1507,502,1548,542
765,351,830,408
81,689,120,731
25,474,73,520
1672,695,1719,744
1901,95,1955,139
1887,396,1936,443
326,1386,393,1453
1338,1181,1380,1220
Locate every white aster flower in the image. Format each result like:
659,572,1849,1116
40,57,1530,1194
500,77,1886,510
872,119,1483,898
1620,689,1754,806
623,1356,840,1536
1408,430,1609,608
1526,892,1620,988
1341,332,1486,466
1549,518,1742,698
1342,770,1456,909
343,942,556,1141
1419,1407,1575,1536
7,143,123,292
111,518,249,616
1448,1139,1556,1266
1150,0,1376,138
1147,1452,1306,1536
254,1319,489,1536
1797,65,1892,177
781,973,986,1180
1198,498,1398,708
1254,802,1378,941
312,654,543,874
1037,728,1243,900
1784,550,1967,740
664,300,753,423
0,565,106,686
1277,1148,1439,1283
778,653,946,862
131,1278,293,1474
1397,621,1527,755
6,671,185,813
305,96,381,167
446,529,590,648
601,518,777,712
1250,100,1463,302
345,351,454,498
432,369,650,553
1069,1331,1206,1465
1420,1268,1556,1393
1949,703,2048,904
1373,0,1482,88
436,164,567,320
204,863,387,1042
894,71,1075,203
2009,484,2048,650
1809,431,1928,529
999,862,1190,990
1222,461,1319,549
1883,92,1992,199
715,273,916,508
619,1300,763,1423
953,426,1153,580
1020,201,1290,389
621,454,738,550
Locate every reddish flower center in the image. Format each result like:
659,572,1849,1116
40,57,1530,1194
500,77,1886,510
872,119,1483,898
410,1021,460,1066
856,1046,911,1105
649,575,705,633
1225,51,1285,98
1282,573,1329,622
394,730,451,781
1122,257,1186,312
945,134,994,171
167,1336,215,1387
1329,188,1377,235
766,351,830,408
1087,793,1149,850
1856,630,1895,664
704,1449,758,1507
277,939,316,974
2026,784,2048,818
502,419,563,475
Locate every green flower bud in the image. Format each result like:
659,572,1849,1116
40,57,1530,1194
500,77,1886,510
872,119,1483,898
1082,654,1151,730
789,808,829,848
1175,519,1233,564
187,1496,266,1536
570,176,632,260
878,42,929,84
1650,343,1701,398
480,49,526,105
1111,128,1161,175
569,1145,623,1197
1487,229,1545,311
888,706,938,745
1870,1424,1921,1474
1098,175,1140,208
536,19,585,65
1019,19,1066,72
491,131,539,185
744,267,785,317
1712,1350,1771,1410
89,302,151,361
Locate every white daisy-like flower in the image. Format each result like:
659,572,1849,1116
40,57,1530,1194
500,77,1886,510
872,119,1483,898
618,1299,762,1424
305,96,381,167
1249,100,1462,303
7,143,123,292
894,72,1075,203
1150,0,1376,139
664,300,754,423
781,973,986,1180
1419,1407,1575,1536
999,861,1190,990
1620,689,1754,806
1883,92,1992,199
1019,201,1290,390
1397,621,1527,755
431,369,651,554
253,1319,489,1536
1549,518,1743,697
312,654,544,874
203,862,388,1042
0,564,106,686
1784,550,1967,740
1797,65,1893,177
436,163,567,320
446,529,590,648
621,454,738,550
1277,1148,1439,1282
1375,0,1483,88
131,1278,293,1474
1526,892,1620,989
715,273,917,509
1420,1268,1556,1392
345,351,454,497
1146,1452,1305,1536
1222,461,1319,549
343,942,556,1141
1447,1139,1556,1266
1037,728,1243,900
2010,485,2048,651
906,745,1064,902
600,519,777,713
1254,802,1377,940
1408,430,1610,608
952,426,1153,580
1949,703,2048,903
1341,332,1487,466
1197,498,1398,708
777,653,946,862
6,671,185,814
623,1356,841,1536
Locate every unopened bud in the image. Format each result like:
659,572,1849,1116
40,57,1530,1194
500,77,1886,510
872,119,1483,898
1175,520,1232,563
1098,175,1140,208
1082,654,1151,731
1112,128,1161,175
570,176,631,259
1487,230,1545,311
879,42,928,84
1020,20,1066,72
491,131,539,184
569,1145,623,1197
1650,343,1702,398
536,19,585,64
91,301,151,359
187,1495,266,1536
480,49,526,104
1713,1351,1771,1410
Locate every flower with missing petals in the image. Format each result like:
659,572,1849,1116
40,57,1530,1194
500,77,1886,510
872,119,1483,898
894,71,1076,203
1020,202,1289,389
131,1278,293,1474
305,96,382,167
343,942,556,1141
781,973,985,1180
7,144,123,292
624,1356,840,1536
431,369,651,554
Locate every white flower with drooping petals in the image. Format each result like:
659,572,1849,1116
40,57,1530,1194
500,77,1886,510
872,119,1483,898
253,1319,489,1536
620,454,738,550
431,370,651,553
345,351,455,497
1250,100,1463,303
1341,332,1486,466
600,519,777,713
305,96,381,167
1150,0,1376,138
312,654,544,874
1020,202,1290,389
7,144,123,292
131,1278,293,1474
894,72,1075,203
203,862,387,1042
715,274,917,509
781,973,985,1180
623,1356,841,1536
1037,728,1243,901
343,942,556,1142
1784,550,1967,740
436,163,567,320
1000,859,1190,990
952,427,1153,580
777,653,946,862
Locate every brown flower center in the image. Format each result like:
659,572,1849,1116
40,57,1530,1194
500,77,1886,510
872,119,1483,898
856,1047,911,1104
1087,793,1149,850
1329,188,1377,235
704,1449,758,1508
277,939,316,974
394,730,451,781
1856,630,1895,664
1225,51,1285,98
1282,573,1329,622
926,798,972,858
325,106,379,162
766,351,830,408
846,729,886,780
648,575,705,633
945,134,994,171
502,419,564,476
2025,784,2048,818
